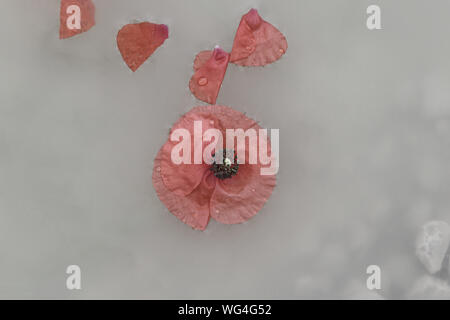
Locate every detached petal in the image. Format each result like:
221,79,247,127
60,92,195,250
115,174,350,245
59,0,96,39
230,9,288,66
189,47,230,104
117,22,169,71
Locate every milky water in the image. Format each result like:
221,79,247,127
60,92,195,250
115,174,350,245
1,0,450,299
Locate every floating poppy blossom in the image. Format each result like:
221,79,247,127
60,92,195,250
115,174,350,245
117,22,169,72
152,105,276,230
189,46,230,105
230,9,288,66
59,0,95,39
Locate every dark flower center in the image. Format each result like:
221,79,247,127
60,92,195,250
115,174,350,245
210,150,239,180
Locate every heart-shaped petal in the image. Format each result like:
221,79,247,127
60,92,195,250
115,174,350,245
230,9,288,66
59,0,95,39
117,22,169,72
189,47,230,105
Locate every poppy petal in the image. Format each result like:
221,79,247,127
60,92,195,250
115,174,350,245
202,105,276,224
59,0,95,39
159,107,217,196
117,22,169,72
210,163,276,224
158,141,208,196
193,50,213,71
189,47,230,105
210,105,260,133
184,105,260,135
153,148,216,230
230,9,287,66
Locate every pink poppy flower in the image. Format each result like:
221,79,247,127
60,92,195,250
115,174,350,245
152,105,276,230
230,9,288,66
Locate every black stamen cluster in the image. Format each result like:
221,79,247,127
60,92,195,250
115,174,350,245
210,151,239,180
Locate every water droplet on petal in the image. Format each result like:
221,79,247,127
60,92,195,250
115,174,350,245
198,77,208,86
156,167,161,172
279,48,285,54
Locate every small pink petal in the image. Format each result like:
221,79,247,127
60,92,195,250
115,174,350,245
230,9,288,66
59,0,95,39
189,47,230,104
117,22,169,72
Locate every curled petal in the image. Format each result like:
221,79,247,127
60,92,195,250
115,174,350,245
189,47,230,104
230,9,288,66
153,148,216,230
193,50,213,71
